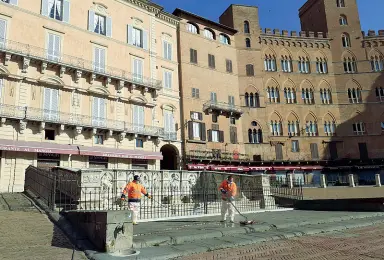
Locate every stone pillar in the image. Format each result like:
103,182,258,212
375,174,381,187
320,174,327,188
288,174,294,189
255,174,276,209
348,174,355,187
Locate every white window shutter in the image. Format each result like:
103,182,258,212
99,98,106,119
92,97,99,119
54,34,61,59
127,25,133,45
106,16,112,37
100,48,105,71
139,106,144,125
0,79,3,102
133,105,138,125
47,33,54,59
88,10,95,32
51,89,59,112
163,41,167,59
63,0,70,23
41,0,49,16
143,30,148,50
9,0,18,5
0,19,7,46
168,72,172,88
168,43,172,60
94,47,99,70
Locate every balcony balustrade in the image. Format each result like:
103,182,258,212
203,101,243,116
0,104,165,137
0,38,162,90
163,132,177,141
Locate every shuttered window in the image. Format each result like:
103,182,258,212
41,0,70,22
0,79,4,102
93,47,105,73
358,143,369,160
164,111,175,133
275,144,283,160
192,88,199,98
210,92,217,103
92,97,106,127
190,49,197,64
228,96,235,105
3,0,18,5
132,58,143,83
0,19,7,48
133,105,145,133
43,88,59,121
127,25,148,49
208,54,215,68
246,64,254,76
226,59,233,73
310,143,319,160
163,70,172,89
163,41,172,60
47,33,61,62
230,126,237,144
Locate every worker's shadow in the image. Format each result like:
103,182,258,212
321,71,384,173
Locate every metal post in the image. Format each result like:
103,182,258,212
375,174,381,187
320,174,327,188
348,174,355,187
288,174,294,189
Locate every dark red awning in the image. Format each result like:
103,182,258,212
78,146,163,160
0,139,78,155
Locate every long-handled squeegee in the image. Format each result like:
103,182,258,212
228,199,256,226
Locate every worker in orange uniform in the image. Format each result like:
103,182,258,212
218,175,237,223
121,175,152,225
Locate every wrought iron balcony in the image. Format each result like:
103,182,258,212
186,150,250,162
0,38,162,90
0,104,165,137
203,101,243,116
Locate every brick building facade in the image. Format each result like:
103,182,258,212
175,0,384,181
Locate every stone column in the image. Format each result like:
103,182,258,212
375,174,381,187
320,174,327,188
288,174,294,189
255,174,276,209
348,174,355,187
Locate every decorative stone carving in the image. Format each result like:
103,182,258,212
90,73,96,85
38,122,45,133
106,130,113,138
41,62,47,74
75,70,82,83
59,124,65,133
60,66,66,78
74,126,82,140
83,174,100,184
153,137,161,146
92,128,97,135
4,53,11,66
22,57,30,73
0,118,6,126
105,77,112,87
117,80,124,94
118,132,126,142
19,120,27,134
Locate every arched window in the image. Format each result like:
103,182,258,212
204,28,215,40
249,121,263,144
246,92,260,107
342,33,351,47
375,87,384,102
270,120,283,136
370,55,384,72
320,88,332,104
343,57,357,73
316,57,328,74
339,15,348,25
348,88,362,103
220,34,230,45
336,0,345,7
305,121,318,136
287,121,300,136
245,38,251,48
264,55,277,72
281,55,292,72
244,21,250,34
186,22,199,34
298,56,310,73
324,121,336,136
267,87,279,103
284,88,296,104
301,88,315,104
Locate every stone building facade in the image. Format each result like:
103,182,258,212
0,0,181,192
176,0,384,180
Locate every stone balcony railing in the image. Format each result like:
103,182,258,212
0,104,165,138
0,38,162,91
203,101,243,116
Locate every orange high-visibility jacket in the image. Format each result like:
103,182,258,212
218,180,237,200
122,181,148,202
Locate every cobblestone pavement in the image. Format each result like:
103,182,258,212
180,224,384,260
0,194,87,260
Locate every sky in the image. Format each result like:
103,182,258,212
151,0,384,32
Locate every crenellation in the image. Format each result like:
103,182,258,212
368,30,375,36
362,30,384,38
379,30,384,36
282,30,289,36
291,31,297,37
309,31,315,38
265,28,272,34
317,32,324,38
273,29,280,36
300,31,307,37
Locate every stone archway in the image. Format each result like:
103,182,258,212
160,144,179,170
